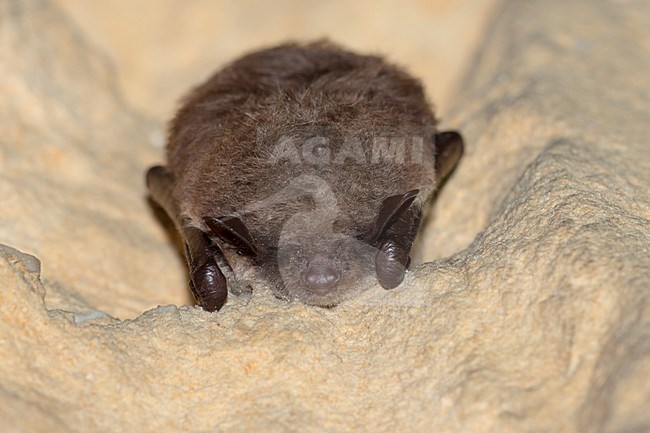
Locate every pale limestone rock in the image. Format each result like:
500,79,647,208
1,0,649,432
54,0,498,120
0,0,189,318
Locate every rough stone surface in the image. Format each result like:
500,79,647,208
1,0,649,432
0,0,190,319
54,0,498,120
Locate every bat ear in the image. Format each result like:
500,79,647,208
204,216,261,256
371,189,419,242
434,131,464,183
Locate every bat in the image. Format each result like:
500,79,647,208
147,41,463,311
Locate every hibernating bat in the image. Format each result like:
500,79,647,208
147,41,463,312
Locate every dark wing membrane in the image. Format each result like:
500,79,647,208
146,165,228,311
374,204,423,290
434,131,464,182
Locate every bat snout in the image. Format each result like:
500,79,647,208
300,255,341,294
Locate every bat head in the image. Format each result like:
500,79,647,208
203,175,425,307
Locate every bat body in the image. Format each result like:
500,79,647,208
147,41,463,311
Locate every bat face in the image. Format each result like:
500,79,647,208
148,41,464,311
219,216,379,307
205,175,422,307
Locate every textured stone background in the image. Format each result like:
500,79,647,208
54,0,497,121
1,0,649,432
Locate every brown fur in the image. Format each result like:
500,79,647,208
165,40,439,305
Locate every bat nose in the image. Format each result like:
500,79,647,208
301,256,341,294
